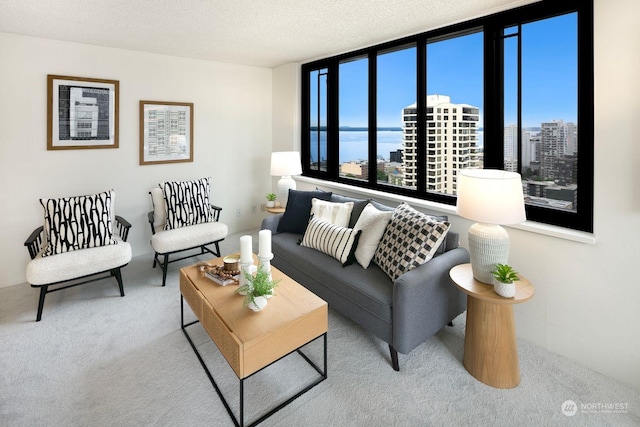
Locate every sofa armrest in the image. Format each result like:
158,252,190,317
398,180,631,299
261,214,283,234
391,247,470,354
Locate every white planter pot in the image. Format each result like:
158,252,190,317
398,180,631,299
266,201,275,208
247,296,268,311
493,279,516,298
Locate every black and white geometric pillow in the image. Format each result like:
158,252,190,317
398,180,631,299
161,177,213,230
300,216,361,266
40,189,117,257
373,202,450,281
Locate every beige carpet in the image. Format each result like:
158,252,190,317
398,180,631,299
1,231,638,426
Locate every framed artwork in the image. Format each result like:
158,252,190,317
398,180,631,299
47,75,119,150
140,101,194,165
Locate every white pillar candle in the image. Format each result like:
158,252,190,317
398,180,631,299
240,235,252,264
258,229,272,257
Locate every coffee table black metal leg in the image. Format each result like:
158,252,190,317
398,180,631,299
181,295,327,427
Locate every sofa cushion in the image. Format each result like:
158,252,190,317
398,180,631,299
273,232,393,322
40,189,117,257
353,203,394,269
373,203,450,281
27,238,131,285
277,189,332,234
310,198,354,228
161,177,213,230
300,217,361,265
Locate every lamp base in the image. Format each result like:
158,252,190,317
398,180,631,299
467,223,510,284
277,176,296,207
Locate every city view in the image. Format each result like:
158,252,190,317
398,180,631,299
311,12,578,213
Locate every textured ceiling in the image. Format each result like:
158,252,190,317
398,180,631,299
0,0,538,68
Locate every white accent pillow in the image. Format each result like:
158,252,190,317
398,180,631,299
310,198,354,228
353,203,394,268
300,217,361,266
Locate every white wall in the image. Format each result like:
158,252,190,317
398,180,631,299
0,33,272,287
273,0,640,392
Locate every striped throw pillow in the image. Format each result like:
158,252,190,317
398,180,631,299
300,217,361,266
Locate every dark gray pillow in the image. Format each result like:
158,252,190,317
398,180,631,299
368,199,396,212
330,194,368,228
277,190,332,234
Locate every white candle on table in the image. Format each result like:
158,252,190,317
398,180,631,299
240,235,252,264
258,229,272,257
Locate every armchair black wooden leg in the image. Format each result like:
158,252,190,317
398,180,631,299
36,286,48,322
389,345,400,371
448,321,454,327
214,241,221,257
161,254,169,287
152,253,158,269
113,268,125,297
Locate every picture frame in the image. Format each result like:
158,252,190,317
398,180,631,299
47,75,119,150
140,101,194,165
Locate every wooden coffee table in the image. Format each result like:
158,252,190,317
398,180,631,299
180,255,328,426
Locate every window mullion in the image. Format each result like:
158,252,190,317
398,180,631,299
368,52,377,185
416,37,426,193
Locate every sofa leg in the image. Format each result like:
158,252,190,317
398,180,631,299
36,286,48,322
161,254,169,287
448,321,454,327
113,268,125,297
389,345,400,371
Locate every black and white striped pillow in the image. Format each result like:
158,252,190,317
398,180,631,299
40,189,117,256
300,217,361,266
161,177,213,230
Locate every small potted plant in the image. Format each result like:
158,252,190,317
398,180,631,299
491,263,519,298
265,193,277,208
236,266,280,311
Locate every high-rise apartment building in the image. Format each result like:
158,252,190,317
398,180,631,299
540,119,577,181
402,95,480,193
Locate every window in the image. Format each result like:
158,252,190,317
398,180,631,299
301,0,593,232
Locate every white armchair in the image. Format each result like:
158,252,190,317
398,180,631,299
148,178,228,287
24,190,132,321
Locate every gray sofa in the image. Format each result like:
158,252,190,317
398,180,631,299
260,192,469,371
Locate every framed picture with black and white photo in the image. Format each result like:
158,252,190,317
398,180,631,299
139,100,194,165
47,75,119,150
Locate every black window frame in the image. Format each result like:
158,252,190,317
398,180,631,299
301,0,594,232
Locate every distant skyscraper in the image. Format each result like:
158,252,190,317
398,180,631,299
540,119,577,181
390,149,403,163
402,95,481,193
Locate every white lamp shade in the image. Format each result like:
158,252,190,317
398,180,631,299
456,169,526,225
270,151,302,177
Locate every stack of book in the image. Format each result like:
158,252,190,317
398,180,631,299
204,267,239,286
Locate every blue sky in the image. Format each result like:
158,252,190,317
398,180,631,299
337,12,577,129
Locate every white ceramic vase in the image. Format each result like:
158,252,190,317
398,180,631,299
247,296,268,311
493,278,516,298
266,201,275,208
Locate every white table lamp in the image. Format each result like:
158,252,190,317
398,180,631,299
456,169,526,284
270,151,302,208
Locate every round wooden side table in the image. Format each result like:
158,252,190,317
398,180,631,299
265,207,285,214
449,263,534,388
